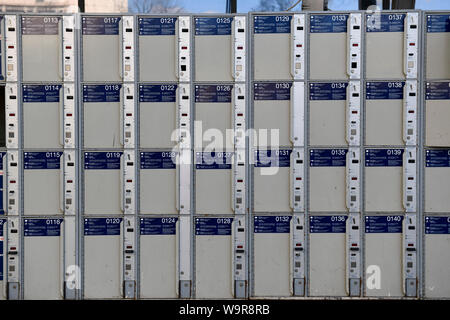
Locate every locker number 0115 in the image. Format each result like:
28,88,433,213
46,152,61,158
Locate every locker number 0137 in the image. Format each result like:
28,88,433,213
388,82,403,88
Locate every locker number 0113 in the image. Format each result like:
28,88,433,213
43,17,59,24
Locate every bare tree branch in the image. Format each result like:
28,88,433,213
129,0,185,13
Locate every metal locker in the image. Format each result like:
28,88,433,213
84,152,122,215
195,151,233,215
0,152,5,216
83,217,123,299
0,17,5,81
22,84,62,149
253,149,291,213
23,152,63,216
425,13,450,79
253,215,291,297
365,149,404,212
424,216,450,298
23,218,63,300
139,217,178,298
21,16,62,82
139,84,177,149
425,81,450,147
309,82,348,146
83,84,122,148
309,149,347,212
309,215,347,296
195,217,233,298
425,149,450,212
364,215,403,297
139,151,177,215
0,219,5,300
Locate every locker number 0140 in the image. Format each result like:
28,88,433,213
386,216,402,222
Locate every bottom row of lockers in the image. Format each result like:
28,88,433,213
0,215,449,299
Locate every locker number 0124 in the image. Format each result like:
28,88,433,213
161,218,176,224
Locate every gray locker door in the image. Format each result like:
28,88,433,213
253,83,291,147
139,152,177,215
309,14,349,80
0,219,5,300
425,14,450,79
365,13,406,79
365,149,403,212
425,149,450,212
140,217,178,298
424,216,450,298
195,218,233,299
365,82,405,146
83,84,122,149
194,17,233,82
139,84,177,149
195,152,233,215
253,216,291,297
138,17,177,82
23,85,62,149
309,215,347,296
364,216,403,297
84,218,122,299
84,152,122,215
253,149,291,213
82,16,121,82
253,15,292,80
22,16,62,82
24,218,63,300
195,85,233,150
425,82,450,147
24,152,63,216
309,83,347,146
309,149,347,212
0,153,5,216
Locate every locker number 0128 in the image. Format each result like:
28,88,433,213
216,218,232,224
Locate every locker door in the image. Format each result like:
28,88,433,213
364,215,403,297
83,84,122,148
195,85,233,150
139,152,176,215
84,218,122,299
24,218,63,300
425,149,450,212
365,82,405,146
0,153,5,216
23,85,62,149
138,17,177,82
365,149,403,212
365,13,406,79
195,152,233,215
253,83,291,148
21,16,62,82
0,219,5,300
309,14,349,80
253,149,291,213
309,149,347,212
309,82,348,146
82,16,121,82
253,15,291,80
23,152,63,216
195,217,233,299
425,14,450,79
139,84,177,149
253,216,291,296
194,17,233,81
84,152,122,215
425,82,450,147
309,215,347,296
424,216,450,298
139,217,178,298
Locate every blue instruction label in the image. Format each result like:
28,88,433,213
365,216,403,233
83,84,122,103
254,149,291,168
425,216,450,234
253,216,291,233
195,17,233,35
84,218,122,236
22,16,60,35
24,152,62,170
138,17,177,35
195,217,233,235
140,151,176,169
427,14,450,33
254,82,291,101
425,82,450,100
309,149,347,167
139,84,177,103
84,152,122,170
23,85,61,103
24,219,63,237
82,16,121,35
366,13,405,32
365,149,403,167
310,216,347,233
310,14,348,33
140,217,177,235
195,85,232,103
196,152,233,169
426,149,450,167
366,82,405,100
253,15,291,34
310,82,348,100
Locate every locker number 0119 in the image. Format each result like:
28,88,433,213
106,152,122,158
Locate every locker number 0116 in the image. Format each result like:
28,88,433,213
45,219,62,225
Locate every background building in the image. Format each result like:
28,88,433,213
0,0,128,13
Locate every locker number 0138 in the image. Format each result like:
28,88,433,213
388,82,403,88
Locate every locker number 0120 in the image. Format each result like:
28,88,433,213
106,218,121,224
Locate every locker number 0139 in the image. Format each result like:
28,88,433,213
386,149,402,156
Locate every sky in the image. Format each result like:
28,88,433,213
178,0,450,13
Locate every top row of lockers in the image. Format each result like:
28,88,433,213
0,11,448,83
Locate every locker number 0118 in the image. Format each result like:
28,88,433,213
388,82,403,88
105,85,120,91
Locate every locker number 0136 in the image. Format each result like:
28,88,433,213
331,216,346,222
